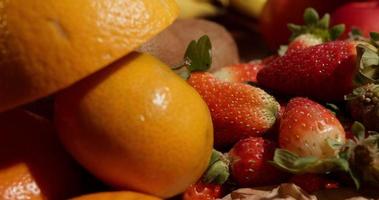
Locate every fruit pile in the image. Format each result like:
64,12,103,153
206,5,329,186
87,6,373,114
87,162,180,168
1,0,379,200
179,8,379,200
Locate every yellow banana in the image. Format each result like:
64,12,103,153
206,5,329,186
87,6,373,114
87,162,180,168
176,0,221,19
230,0,268,18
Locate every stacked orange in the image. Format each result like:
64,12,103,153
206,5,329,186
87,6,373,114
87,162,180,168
0,0,214,199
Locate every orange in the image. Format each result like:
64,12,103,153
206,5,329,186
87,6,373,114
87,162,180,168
0,0,179,112
55,53,213,198
70,191,162,200
0,110,84,200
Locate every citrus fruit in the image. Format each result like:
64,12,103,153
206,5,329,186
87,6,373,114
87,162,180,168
70,191,161,200
55,53,214,198
0,110,84,200
0,0,179,112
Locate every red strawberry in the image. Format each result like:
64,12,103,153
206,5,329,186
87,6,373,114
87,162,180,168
257,39,379,101
279,97,345,158
183,181,222,200
188,72,280,147
213,61,265,83
262,55,278,65
290,173,339,193
228,137,286,187
265,100,287,141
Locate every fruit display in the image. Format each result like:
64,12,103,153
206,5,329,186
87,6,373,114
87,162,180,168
2,0,379,200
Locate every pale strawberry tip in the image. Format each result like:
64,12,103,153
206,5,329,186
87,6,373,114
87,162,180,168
281,7,345,56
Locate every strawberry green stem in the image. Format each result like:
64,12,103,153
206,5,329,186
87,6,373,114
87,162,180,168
203,149,230,184
354,43,379,85
173,35,213,80
287,7,345,42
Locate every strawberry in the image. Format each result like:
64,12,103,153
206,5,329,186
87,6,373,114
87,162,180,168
279,97,345,158
183,181,222,200
174,36,279,147
228,137,286,187
262,55,278,65
283,34,323,55
257,38,379,101
188,72,279,147
178,35,279,147
271,98,349,183
273,117,379,190
183,150,228,200
290,173,339,193
338,122,379,188
345,84,379,132
277,8,345,56
212,61,265,83
265,100,288,141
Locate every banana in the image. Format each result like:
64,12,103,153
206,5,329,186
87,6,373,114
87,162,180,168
230,0,267,18
176,0,221,19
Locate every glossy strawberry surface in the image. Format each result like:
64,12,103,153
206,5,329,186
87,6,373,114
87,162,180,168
258,41,357,101
279,97,345,158
188,72,279,147
229,137,286,187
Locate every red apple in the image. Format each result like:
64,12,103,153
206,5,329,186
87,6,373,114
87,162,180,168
259,0,350,50
331,1,379,39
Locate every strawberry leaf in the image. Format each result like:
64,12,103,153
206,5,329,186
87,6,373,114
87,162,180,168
370,32,379,42
319,14,330,29
351,121,366,141
351,28,363,37
338,133,379,189
272,149,349,174
348,168,361,189
330,24,345,40
288,7,344,42
203,149,230,184
325,103,339,115
287,24,302,33
348,28,365,41
304,8,319,25
355,44,379,85
184,35,212,72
